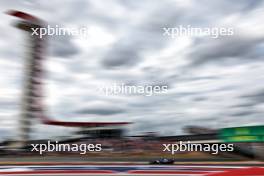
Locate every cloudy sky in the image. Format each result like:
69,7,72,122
0,0,264,139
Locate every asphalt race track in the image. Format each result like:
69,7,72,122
0,163,264,175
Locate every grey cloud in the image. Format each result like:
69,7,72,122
102,44,140,68
188,36,264,67
101,2,183,69
0,100,18,110
192,96,208,102
49,35,79,58
241,0,264,11
230,110,258,117
241,90,264,104
230,102,257,108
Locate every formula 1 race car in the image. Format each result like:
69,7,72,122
149,158,175,164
